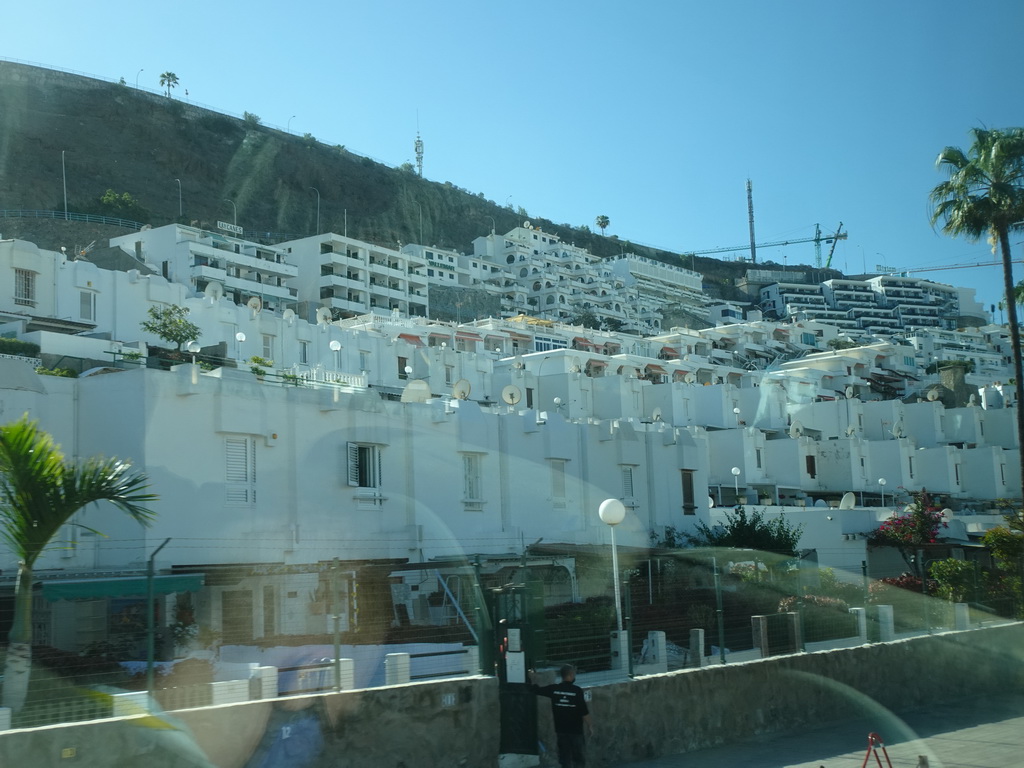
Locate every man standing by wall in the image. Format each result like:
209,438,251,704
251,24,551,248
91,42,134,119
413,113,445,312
530,664,593,768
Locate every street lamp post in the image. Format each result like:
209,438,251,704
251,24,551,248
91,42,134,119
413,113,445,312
136,68,144,89
146,537,172,705
733,406,741,426
62,150,68,220
287,115,296,133
175,178,182,218
598,498,626,632
224,198,237,225
878,477,887,507
731,466,741,503
310,187,320,235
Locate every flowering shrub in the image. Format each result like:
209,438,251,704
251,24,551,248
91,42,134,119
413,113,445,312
868,489,950,576
778,595,857,642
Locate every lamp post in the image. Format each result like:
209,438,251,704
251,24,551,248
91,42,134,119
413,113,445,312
187,341,200,365
175,178,182,218
287,115,296,133
310,187,321,235
330,339,341,369
224,198,237,225
62,150,68,220
731,466,741,503
733,406,741,426
135,68,144,89
878,477,887,507
146,537,172,704
235,332,246,361
598,498,626,632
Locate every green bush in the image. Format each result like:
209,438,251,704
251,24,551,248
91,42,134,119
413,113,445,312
0,338,41,357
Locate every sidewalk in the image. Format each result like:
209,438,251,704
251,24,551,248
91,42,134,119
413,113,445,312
617,693,1024,768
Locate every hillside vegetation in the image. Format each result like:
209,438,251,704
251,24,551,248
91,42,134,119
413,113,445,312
0,62,821,302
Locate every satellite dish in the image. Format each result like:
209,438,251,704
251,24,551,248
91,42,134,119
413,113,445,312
845,425,856,437
205,282,224,300
400,380,431,403
452,379,472,400
283,308,296,324
838,492,856,509
927,389,939,402
523,220,532,229
683,373,697,384
512,357,525,370
501,385,522,405
651,407,663,422
968,393,977,406
569,356,583,373
845,386,855,399
789,420,804,439
891,420,905,438
247,296,263,314
316,307,332,325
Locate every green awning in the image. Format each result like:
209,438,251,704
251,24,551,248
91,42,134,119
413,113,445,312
41,574,204,602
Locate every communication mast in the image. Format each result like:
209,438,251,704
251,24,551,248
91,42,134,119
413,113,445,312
746,179,757,264
414,132,424,177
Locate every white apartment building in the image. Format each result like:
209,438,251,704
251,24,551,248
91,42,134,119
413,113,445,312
760,274,986,336
1,232,1019,652
110,224,298,315
286,233,430,322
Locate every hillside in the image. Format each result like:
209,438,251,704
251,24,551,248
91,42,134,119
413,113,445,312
0,61,824,304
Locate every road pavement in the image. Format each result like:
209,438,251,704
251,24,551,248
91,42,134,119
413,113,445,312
617,692,1024,767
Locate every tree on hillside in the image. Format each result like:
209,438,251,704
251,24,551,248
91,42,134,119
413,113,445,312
930,127,1024,495
0,416,156,711
159,71,179,97
595,215,610,236
141,304,201,352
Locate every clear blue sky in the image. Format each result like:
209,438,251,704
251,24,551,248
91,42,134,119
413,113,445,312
5,0,1024,313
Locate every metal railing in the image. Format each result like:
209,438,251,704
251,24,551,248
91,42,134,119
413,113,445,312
0,209,144,230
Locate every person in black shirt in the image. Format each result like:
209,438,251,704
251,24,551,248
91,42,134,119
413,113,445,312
530,664,593,768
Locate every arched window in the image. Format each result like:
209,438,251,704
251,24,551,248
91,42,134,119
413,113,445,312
506,255,516,264
520,267,529,277
546,295,555,305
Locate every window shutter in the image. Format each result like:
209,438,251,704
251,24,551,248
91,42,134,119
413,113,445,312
621,466,634,498
226,438,253,504
347,442,360,487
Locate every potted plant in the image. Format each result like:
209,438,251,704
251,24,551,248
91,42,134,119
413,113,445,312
249,355,273,379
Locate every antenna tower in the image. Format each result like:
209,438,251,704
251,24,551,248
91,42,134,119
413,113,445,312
415,132,424,177
746,179,757,264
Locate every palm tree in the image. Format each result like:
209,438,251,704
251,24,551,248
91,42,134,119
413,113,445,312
0,416,156,711
930,126,1024,493
595,215,610,236
159,71,179,97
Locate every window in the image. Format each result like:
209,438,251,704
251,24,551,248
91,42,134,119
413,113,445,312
621,466,635,500
463,454,483,503
398,356,409,379
225,437,256,505
908,456,914,479
347,443,381,488
805,455,817,479
755,449,763,470
359,351,369,371
14,269,36,306
954,463,961,485
262,334,274,361
681,470,696,514
444,365,454,385
299,341,309,365
79,291,96,321
550,460,566,507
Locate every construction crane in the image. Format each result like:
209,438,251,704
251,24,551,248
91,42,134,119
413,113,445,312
683,222,848,267
890,259,1024,276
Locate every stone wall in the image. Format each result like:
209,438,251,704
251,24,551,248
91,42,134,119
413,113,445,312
1,624,1021,767
583,623,1024,766
0,675,498,768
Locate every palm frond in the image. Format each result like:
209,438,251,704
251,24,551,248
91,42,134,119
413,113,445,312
0,416,155,566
